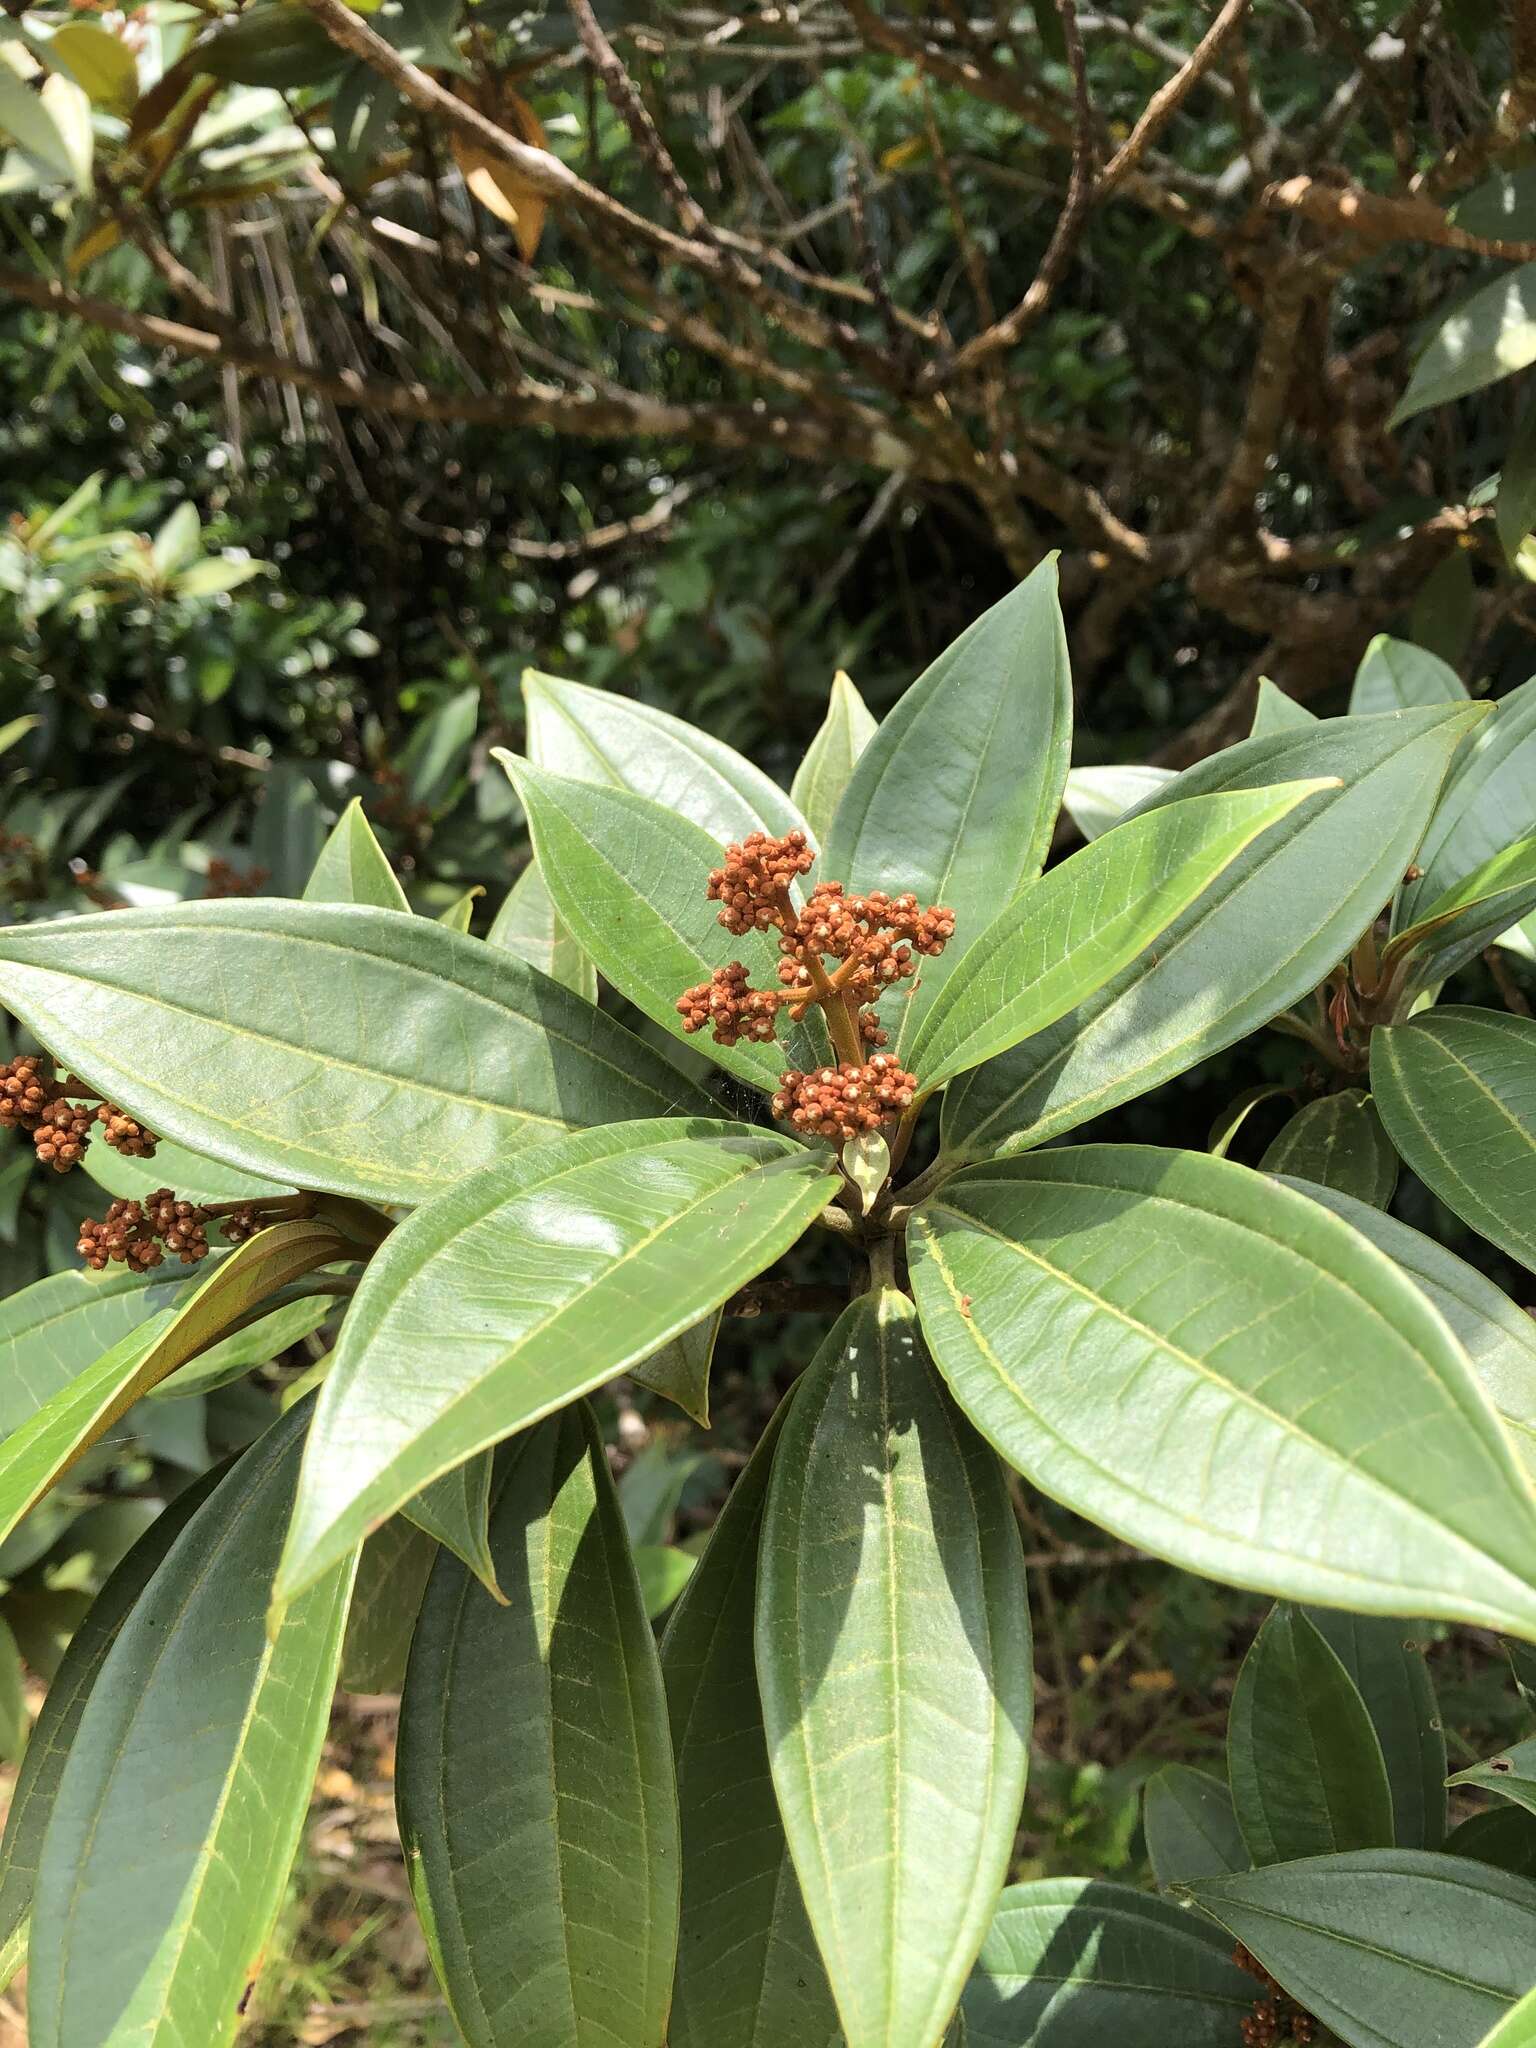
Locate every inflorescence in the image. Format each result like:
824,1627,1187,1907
1235,1946,1317,2047
675,829,954,1144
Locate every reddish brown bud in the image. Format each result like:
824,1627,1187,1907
771,1054,918,1141
96,1103,158,1158
0,1052,58,1133
32,1097,95,1172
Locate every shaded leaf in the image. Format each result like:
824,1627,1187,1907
487,860,595,1003
275,1120,835,1607
1373,1007,1536,1275
630,1312,720,1428
1304,1607,1446,1851
660,1396,842,2048
0,900,712,1202
1400,675,1536,926
1500,400,1536,561
1393,263,1536,423
634,1543,696,1617
758,1291,1032,2048
1449,1737,1536,1819
1250,678,1318,734
791,669,878,848
340,1513,438,1694
1189,1851,1536,2048
397,1409,677,2048
961,1878,1254,2047
1228,1604,1394,1865
402,1453,501,1600
1447,1807,1536,1881
1386,834,1536,994
1060,765,1176,841
29,1399,356,2048
1259,1090,1398,1207
908,1145,1536,1633
1142,1765,1249,1890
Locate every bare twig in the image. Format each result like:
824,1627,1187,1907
1100,0,1251,195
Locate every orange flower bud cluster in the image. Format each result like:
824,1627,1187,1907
0,1053,160,1173
677,830,954,1091
772,1056,918,1142
77,1189,209,1272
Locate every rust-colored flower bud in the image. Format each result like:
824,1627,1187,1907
32,1097,95,1172
0,1052,58,1133
96,1103,159,1158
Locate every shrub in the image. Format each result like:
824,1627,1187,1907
0,567,1533,2045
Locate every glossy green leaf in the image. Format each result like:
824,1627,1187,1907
1350,635,1467,717
397,1408,678,2048
1386,835,1536,993
908,1145,1536,1634
523,666,807,843
84,1129,293,1208
1450,1737,1536,1818
1400,676,1536,926
1392,263,1536,423
791,668,878,847
1373,1007,1536,1274
1143,1766,1248,1890
0,900,712,1202
1481,1986,1536,2048
1259,1090,1398,1207
1188,1851,1536,2048
499,754,821,1090
340,1513,438,1693
1303,1607,1446,1851
961,1879,1254,2048
1449,1807,1536,1881
402,1453,501,1599
631,1311,720,1427
1279,1178,1536,1487
0,1468,221,1956
1060,765,1177,841
276,1120,836,1607
661,1397,841,2048
146,1293,331,1402
912,781,1332,1091
1251,677,1318,734
29,1399,356,2048
487,860,596,1003
758,1290,1032,2048
0,1263,190,1434
1228,1604,1394,1865
823,561,1072,1057
0,1215,358,1556
302,796,410,912
944,704,1483,1160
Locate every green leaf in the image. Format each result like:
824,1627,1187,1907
1449,1737,1536,1818
47,23,138,115
1142,1766,1248,1890
145,1293,330,1401
660,1396,841,2048
910,780,1335,1092
908,1145,1536,1634
944,704,1484,1160
823,561,1072,1057
1448,1807,1536,1881
84,1129,293,1208
1303,1607,1446,1851
0,900,713,1202
961,1878,1254,2047
1386,834,1536,993
1500,401,1536,561
791,669,879,847
1259,1091,1398,1207
397,1409,678,2048
1278,1178,1536,1489
1481,1986,1536,2048
29,1398,356,2048
1061,765,1177,841
1188,1851,1536,2048
275,1121,836,1607
0,1467,221,1956
0,1263,189,1435
498,754,821,1090
1228,1604,1394,1865
0,63,78,182
0,1215,359,1556
1392,263,1536,423
1251,678,1318,735
436,886,482,933
400,683,477,809
758,1290,1032,2048
634,1543,696,1617
340,1513,438,1693
1350,635,1468,717
631,1312,719,1427
0,1617,25,1766
1400,676,1536,927
486,860,595,1003
150,502,201,580
173,554,264,599
1373,1007,1536,1274
303,796,410,912
523,666,808,843
402,1453,501,1600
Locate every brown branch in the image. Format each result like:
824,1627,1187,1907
922,0,1096,389
1199,262,1314,537
566,0,720,246
1264,173,1536,262
1100,0,1251,196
